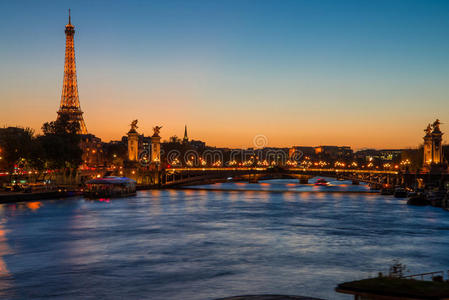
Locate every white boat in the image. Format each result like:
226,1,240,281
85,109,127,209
84,176,136,198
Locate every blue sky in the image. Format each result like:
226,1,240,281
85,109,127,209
1,0,448,148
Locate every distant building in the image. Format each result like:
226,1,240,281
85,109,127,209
378,149,403,161
190,140,206,149
289,146,315,159
354,149,380,161
80,134,104,167
314,146,353,159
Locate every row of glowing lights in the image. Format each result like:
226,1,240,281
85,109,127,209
175,158,285,167
2,160,412,171
0,158,412,177
167,157,412,169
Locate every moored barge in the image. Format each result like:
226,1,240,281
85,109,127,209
84,176,136,198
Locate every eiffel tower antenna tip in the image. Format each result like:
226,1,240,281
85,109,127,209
68,9,71,24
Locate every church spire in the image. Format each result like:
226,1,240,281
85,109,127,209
183,125,189,144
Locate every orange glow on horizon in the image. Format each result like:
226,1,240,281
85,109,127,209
0,110,443,150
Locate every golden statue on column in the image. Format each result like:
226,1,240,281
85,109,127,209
151,126,162,164
423,119,444,171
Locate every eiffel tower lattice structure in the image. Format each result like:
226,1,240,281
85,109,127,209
57,9,88,134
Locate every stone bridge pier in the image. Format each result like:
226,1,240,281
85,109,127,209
288,174,313,184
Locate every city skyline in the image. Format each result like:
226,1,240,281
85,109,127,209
1,0,448,149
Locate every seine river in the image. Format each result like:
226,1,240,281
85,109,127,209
0,178,449,299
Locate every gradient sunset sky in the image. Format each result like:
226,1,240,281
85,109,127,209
1,0,448,149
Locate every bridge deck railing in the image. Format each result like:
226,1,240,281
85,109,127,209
166,167,399,175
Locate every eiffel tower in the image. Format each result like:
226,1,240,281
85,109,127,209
57,9,88,134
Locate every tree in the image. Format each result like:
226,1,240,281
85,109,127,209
103,142,127,166
0,127,36,172
401,147,423,173
38,115,83,183
169,135,181,144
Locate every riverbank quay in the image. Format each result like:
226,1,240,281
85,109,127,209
0,184,162,203
336,277,449,299
0,190,81,203
136,184,160,190
406,189,449,212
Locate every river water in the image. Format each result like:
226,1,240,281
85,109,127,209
0,178,448,299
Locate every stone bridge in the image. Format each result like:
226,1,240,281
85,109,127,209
161,167,405,188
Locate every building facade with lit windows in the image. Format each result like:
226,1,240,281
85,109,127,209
80,134,104,168
314,145,353,160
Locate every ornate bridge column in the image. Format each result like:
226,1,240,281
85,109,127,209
151,126,162,165
127,120,139,162
423,124,433,170
431,119,443,164
147,126,162,186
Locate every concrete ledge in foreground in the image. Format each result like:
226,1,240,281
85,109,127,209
215,295,324,300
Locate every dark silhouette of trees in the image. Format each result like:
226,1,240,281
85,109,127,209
0,127,36,172
168,135,181,143
1,116,85,185
38,115,82,170
401,147,423,173
103,142,127,166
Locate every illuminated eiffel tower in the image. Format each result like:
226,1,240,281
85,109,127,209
57,9,88,134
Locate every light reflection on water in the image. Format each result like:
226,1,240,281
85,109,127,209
195,178,371,194
0,218,12,293
0,179,448,299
